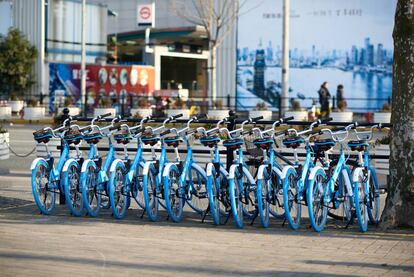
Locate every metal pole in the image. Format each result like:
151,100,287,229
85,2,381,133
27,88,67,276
281,0,290,116
81,0,87,116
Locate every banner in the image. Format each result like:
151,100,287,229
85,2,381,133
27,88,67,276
48,63,155,112
236,0,396,112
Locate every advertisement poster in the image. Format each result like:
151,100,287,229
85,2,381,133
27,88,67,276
236,0,396,112
48,63,155,112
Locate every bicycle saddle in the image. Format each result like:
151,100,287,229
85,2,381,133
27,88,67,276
348,140,369,152
282,136,305,149
314,138,336,152
223,138,244,149
33,129,53,144
114,131,132,145
200,135,220,148
141,134,160,146
64,130,82,145
253,137,273,150
164,136,181,147
83,131,103,144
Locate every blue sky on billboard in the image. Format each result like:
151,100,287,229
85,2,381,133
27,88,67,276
238,0,396,51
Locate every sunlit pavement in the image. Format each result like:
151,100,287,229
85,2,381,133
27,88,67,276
0,125,412,276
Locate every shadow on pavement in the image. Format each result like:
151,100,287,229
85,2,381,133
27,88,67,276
0,200,413,242
0,252,349,276
303,260,414,273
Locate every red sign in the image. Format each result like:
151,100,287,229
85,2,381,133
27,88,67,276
140,6,151,20
137,4,153,26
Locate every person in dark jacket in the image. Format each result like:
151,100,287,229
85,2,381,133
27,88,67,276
336,84,345,108
318,81,331,117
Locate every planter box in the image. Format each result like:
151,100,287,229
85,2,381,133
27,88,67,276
0,132,10,160
131,108,153,118
167,109,190,119
208,109,230,120
374,112,391,124
249,110,272,120
330,112,354,122
284,111,308,121
58,107,81,116
94,108,116,118
9,100,24,113
24,107,45,120
0,106,12,119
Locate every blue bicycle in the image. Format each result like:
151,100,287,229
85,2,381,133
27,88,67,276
281,118,332,230
31,116,81,215
79,114,122,217
250,116,293,228
142,114,183,221
307,124,356,232
108,116,153,219
163,114,209,222
224,116,263,228
350,124,385,232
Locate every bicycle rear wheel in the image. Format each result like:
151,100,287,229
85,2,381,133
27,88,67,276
256,177,270,228
31,159,56,215
229,176,244,228
269,171,285,219
186,164,208,214
143,164,159,221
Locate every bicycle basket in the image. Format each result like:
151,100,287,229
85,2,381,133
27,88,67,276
114,130,132,145
64,129,82,145
33,129,53,144
244,132,263,158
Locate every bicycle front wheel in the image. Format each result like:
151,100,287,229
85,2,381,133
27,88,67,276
256,177,270,228
63,160,83,217
109,162,130,219
282,167,301,230
307,168,328,232
163,164,184,222
186,164,208,214
368,167,381,225
143,164,159,222
132,162,145,209
31,159,56,215
354,169,368,232
81,160,102,217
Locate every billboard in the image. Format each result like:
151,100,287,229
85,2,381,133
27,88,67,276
236,0,396,112
48,63,155,112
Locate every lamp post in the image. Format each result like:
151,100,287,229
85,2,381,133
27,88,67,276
81,0,86,116
281,0,290,116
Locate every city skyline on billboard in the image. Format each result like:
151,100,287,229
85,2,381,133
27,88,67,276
236,0,396,112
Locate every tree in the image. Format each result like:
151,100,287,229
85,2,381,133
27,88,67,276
0,28,38,99
380,0,414,229
172,0,245,105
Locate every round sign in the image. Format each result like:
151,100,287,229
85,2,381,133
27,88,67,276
120,69,128,86
98,68,107,85
130,68,138,86
109,69,118,86
140,6,151,20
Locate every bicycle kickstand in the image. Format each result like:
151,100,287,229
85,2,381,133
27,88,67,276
140,208,146,219
223,208,232,225
250,211,258,226
201,203,210,223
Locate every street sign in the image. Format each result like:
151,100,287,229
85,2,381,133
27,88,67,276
137,4,154,27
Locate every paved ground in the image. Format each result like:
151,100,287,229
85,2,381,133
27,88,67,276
0,124,413,276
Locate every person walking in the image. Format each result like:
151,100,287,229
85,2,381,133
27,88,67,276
336,84,345,108
318,81,331,117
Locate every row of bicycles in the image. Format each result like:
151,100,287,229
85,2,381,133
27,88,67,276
31,112,386,232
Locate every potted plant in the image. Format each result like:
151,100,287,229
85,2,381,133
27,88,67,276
285,100,308,121
0,102,11,120
330,100,353,122
249,101,272,120
94,97,116,118
9,95,24,114
0,125,9,160
167,97,190,118
131,97,153,118
208,99,229,119
58,97,80,116
374,103,391,123
24,98,45,121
